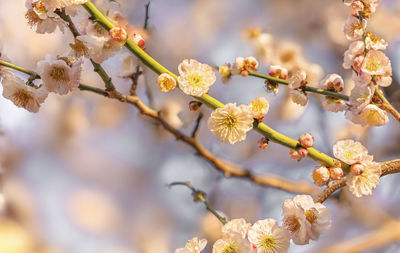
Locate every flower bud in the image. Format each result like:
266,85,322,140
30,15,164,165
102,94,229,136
298,133,314,148
157,73,176,92
109,27,127,43
189,101,203,112
350,163,364,175
289,149,302,162
329,166,344,180
219,65,231,78
257,137,269,150
297,147,308,157
312,166,330,186
269,65,288,80
131,33,145,50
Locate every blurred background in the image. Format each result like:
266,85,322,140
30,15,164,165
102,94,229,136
0,0,400,252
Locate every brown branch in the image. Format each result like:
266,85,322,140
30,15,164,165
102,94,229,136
315,219,400,253
80,86,319,195
379,102,400,124
315,159,400,203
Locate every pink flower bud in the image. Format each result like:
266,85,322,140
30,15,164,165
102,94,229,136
329,166,344,180
350,163,364,175
312,166,330,186
189,101,202,112
298,133,314,148
132,33,145,50
109,27,127,43
297,147,308,157
269,65,288,80
257,137,269,150
219,65,231,78
289,149,302,162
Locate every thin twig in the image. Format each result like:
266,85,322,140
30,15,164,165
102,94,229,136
168,181,227,224
191,113,203,138
143,2,151,30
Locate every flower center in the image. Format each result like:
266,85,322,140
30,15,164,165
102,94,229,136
260,235,276,250
12,89,32,107
222,244,238,253
50,67,68,81
284,215,300,233
364,59,380,72
25,9,41,27
34,0,47,13
224,115,237,128
189,74,203,87
305,209,318,224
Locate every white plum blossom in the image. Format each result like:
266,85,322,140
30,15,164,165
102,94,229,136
117,53,138,77
37,54,82,95
248,97,269,120
289,89,308,106
248,218,290,253
208,103,254,144
361,50,391,76
349,83,375,112
365,31,388,50
343,16,367,41
357,104,389,126
333,139,368,164
77,33,122,64
212,232,253,253
312,166,330,186
319,74,344,93
1,75,48,113
282,195,331,245
221,218,252,239
25,0,66,34
321,98,348,112
157,73,177,92
177,59,216,97
352,71,372,86
43,0,88,11
347,156,381,197
343,41,365,70
288,70,307,89
175,237,207,253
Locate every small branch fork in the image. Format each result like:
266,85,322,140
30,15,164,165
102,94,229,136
168,181,227,224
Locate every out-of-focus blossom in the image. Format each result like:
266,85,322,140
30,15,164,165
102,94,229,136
117,53,137,77
289,89,308,106
343,16,367,41
219,64,231,83
1,75,48,113
43,0,88,11
282,195,331,245
247,219,290,253
207,103,253,144
329,167,344,180
288,70,307,89
37,54,82,95
221,218,251,239
365,31,388,50
269,65,288,80
212,232,253,253
77,33,122,64
312,166,330,186
174,237,207,253
333,139,368,164
177,59,216,97
248,97,269,121
25,0,66,34
157,73,177,92
346,155,381,197
257,137,269,150
233,56,259,76
188,101,202,112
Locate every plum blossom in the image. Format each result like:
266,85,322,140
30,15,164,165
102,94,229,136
233,56,259,76
37,54,82,95
361,50,391,76
289,89,308,106
282,195,331,245
343,16,367,41
157,73,177,92
177,59,216,97
221,218,252,239
25,0,66,34
365,31,388,50
343,41,365,70
208,103,253,144
333,139,368,164
248,219,290,253
347,155,381,197
175,237,207,253
212,232,253,253
269,65,288,79
248,97,269,121
1,75,48,113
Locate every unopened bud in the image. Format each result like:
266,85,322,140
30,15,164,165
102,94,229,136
157,73,176,92
257,137,269,150
297,147,308,157
298,133,314,148
109,27,127,43
269,65,288,80
132,33,145,50
289,149,302,162
189,101,203,112
329,166,344,180
350,163,364,175
312,166,330,186
219,65,231,78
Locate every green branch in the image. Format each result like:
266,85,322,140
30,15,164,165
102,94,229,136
81,1,348,170
248,71,349,101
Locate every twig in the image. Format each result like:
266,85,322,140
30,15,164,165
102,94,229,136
168,181,227,224
191,113,203,138
143,2,151,30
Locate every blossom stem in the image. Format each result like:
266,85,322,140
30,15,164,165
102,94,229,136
0,59,40,80
168,181,227,224
247,71,350,101
375,89,400,123
81,1,347,169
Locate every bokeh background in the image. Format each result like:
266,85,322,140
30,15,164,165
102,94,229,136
0,0,400,252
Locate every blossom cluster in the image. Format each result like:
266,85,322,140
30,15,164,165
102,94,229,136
342,0,390,126
174,195,331,253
